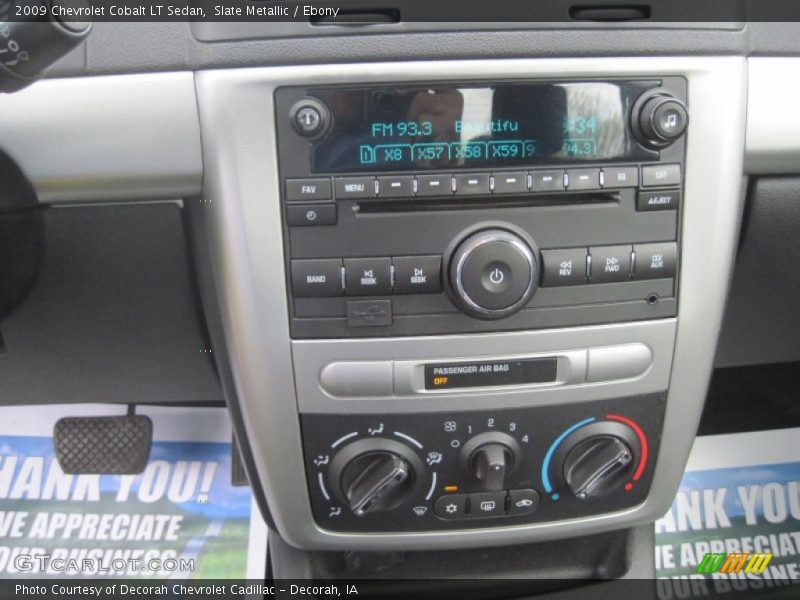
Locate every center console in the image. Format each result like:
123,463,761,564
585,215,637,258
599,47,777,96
195,57,746,550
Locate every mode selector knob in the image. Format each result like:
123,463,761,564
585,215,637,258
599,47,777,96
632,90,689,149
449,228,538,319
328,439,424,517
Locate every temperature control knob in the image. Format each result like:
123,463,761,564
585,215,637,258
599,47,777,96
551,421,640,500
632,90,689,149
460,432,522,491
328,439,424,516
562,435,633,500
449,228,538,319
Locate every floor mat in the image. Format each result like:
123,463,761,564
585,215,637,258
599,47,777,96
0,404,267,580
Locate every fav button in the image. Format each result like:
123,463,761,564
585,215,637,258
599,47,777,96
589,245,633,283
285,178,332,201
468,491,507,517
507,489,541,516
392,255,442,294
344,258,392,295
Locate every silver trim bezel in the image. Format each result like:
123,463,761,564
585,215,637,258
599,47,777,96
195,57,747,550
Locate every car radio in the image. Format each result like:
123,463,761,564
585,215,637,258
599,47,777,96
275,78,687,339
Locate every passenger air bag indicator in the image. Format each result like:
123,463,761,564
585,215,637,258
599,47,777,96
424,358,557,390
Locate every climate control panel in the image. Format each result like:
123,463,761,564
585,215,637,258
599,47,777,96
301,392,664,532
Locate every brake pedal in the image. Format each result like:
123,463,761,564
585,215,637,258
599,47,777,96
54,410,152,475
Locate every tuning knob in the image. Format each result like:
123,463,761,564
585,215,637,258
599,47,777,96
460,432,521,491
632,90,689,149
448,228,538,319
328,439,423,516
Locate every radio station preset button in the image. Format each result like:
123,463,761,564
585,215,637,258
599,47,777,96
641,163,681,187
633,242,677,280
335,176,376,199
377,175,414,198
637,190,680,211
589,245,633,283
530,170,564,192
344,257,392,295
285,178,332,201
392,255,442,294
541,248,588,287
566,168,601,191
492,171,529,194
286,203,337,227
454,173,491,195
416,174,453,196
602,166,639,188
291,259,343,297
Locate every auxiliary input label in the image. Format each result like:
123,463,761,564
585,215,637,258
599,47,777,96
424,358,557,390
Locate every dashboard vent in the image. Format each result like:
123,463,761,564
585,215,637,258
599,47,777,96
310,9,401,25
569,5,651,21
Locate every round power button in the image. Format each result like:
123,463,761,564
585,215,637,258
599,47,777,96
449,229,538,319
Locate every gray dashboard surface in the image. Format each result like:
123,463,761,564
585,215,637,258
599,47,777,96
46,22,800,78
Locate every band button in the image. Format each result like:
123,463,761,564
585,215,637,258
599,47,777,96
291,259,343,297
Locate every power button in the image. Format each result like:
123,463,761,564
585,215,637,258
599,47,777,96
450,229,538,319
290,99,330,138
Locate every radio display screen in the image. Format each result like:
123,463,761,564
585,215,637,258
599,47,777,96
308,81,657,173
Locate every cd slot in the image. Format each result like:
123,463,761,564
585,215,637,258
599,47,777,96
356,192,620,214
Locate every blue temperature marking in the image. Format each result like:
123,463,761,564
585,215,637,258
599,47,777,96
541,417,596,493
